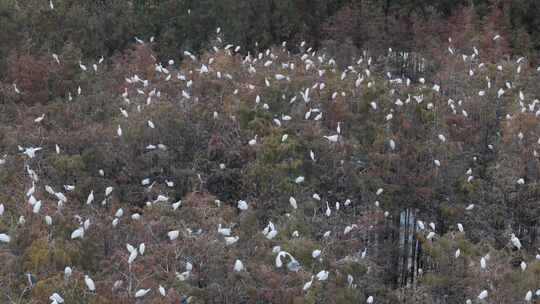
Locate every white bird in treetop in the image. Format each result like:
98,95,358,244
389,139,396,150
478,290,488,300
263,221,278,239
218,224,231,236
71,227,84,239
480,256,487,269
86,191,94,205
167,230,179,241
34,114,45,123
289,196,298,209
249,135,257,146
0,233,10,243
134,288,151,298
49,293,63,304
21,147,43,158
316,270,329,281
225,236,239,246
324,135,339,143
300,88,310,103
510,233,522,250
84,275,95,291
233,259,244,272
525,290,532,302
159,285,166,296
105,186,113,197
237,200,248,210
303,276,314,291
275,251,297,268
520,261,527,271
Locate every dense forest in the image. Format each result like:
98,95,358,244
1,0,540,303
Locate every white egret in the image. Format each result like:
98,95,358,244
225,236,239,246
168,230,179,240
0,233,10,243
64,266,72,279
159,285,166,296
70,227,85,240
303,276,314,291
135,288,151,298
525,290,532,302
84,275,95,291
316,270,329,281
510,233,522,250
478,290,488,300
49,293,63,303
237,200,248,210
289,197,298,209
86,191,94,205
233,259,244,272
310,150,316,161
34,114,45,123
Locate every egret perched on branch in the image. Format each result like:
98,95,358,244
316,270,329,281
167,230,179,241
49,293,63,304
21,147,42,159
303,276,314,291
510,233,522,250
324,135,339,143
233,259,244,272
237,200,248,210
84,275,95,291
134,288,151,298
478,290,488,300
0,233,10,243
289,196,298,209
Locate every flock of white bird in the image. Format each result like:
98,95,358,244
2,14,540,303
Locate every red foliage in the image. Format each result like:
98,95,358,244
7,52,56,105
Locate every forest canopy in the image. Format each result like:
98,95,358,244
1,1,540,304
